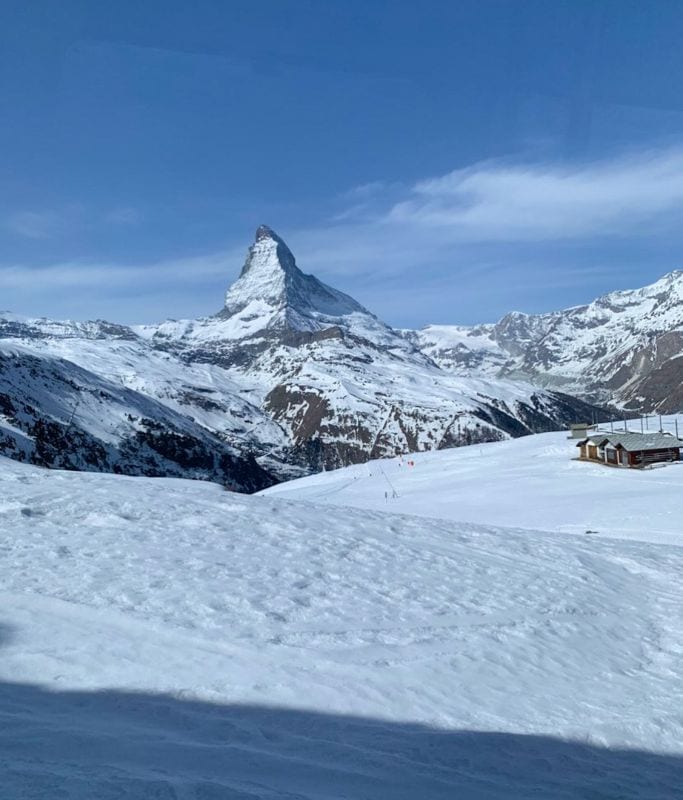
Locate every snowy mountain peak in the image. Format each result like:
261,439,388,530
221,226,372,335
255,223,277,240
238,224,297,280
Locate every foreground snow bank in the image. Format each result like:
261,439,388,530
1,456,681,797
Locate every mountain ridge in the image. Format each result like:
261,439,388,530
0,225,614,486
409,268,683,412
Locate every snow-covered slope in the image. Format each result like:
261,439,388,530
264,418,683,545
0,226,605,483
1,452,681,796
0,319,280,490
410,271,683,413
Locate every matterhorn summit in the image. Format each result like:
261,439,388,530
221,224,371,335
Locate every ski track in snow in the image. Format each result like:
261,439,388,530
1,446,682,797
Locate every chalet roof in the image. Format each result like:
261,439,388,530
577,430,683,452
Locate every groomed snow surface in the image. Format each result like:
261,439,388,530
2,430,682,798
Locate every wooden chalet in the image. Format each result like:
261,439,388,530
577,431,683,468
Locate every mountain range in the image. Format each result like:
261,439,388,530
407,269,683,413
2,224,679,490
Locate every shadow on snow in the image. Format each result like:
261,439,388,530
1,675,680,799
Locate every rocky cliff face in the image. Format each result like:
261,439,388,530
409,271,683,413
0,226,607,487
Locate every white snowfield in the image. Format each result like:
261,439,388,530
1,437,682,797
265,427,683,546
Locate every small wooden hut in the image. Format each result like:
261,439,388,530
577,431,683,468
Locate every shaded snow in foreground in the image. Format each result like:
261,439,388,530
1,449,681,797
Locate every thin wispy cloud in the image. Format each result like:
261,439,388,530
331,180,404,222
103,207,142,226
341,181,389,200
280,148,683,294
4,211,63,240
386,149,683,241
4,205,142,241
0,250,241,324
0,252,232,293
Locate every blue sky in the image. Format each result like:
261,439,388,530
3,0,683,326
